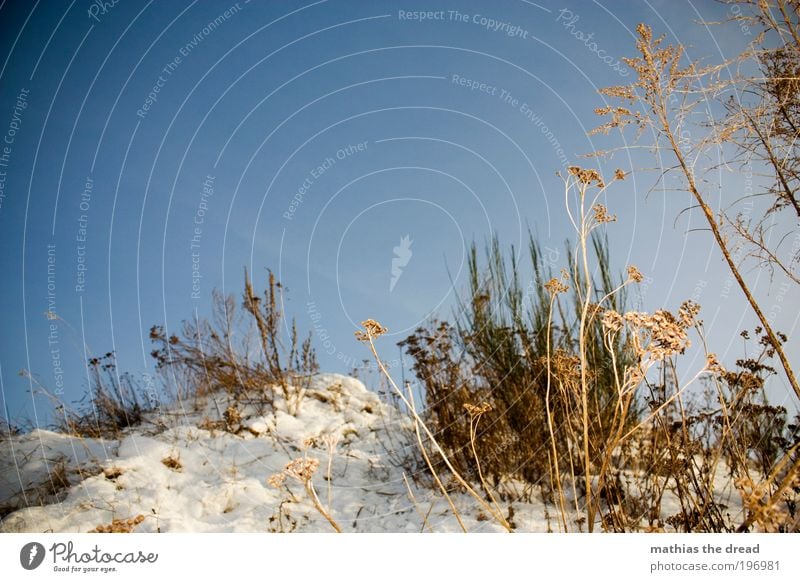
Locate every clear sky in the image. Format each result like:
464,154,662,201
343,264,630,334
0,0,797,427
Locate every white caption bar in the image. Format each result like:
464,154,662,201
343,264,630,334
1,533,799,581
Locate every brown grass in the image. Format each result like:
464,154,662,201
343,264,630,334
88,514,145,533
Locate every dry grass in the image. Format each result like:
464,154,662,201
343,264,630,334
88,514,145,533
268,456,342,533
149,270,318,418
161,455,182,472
386,164,799,532
358,319,514,532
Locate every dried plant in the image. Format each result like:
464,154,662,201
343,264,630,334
586,2,800,531
358,319,514,532
88,514,145,533
321,433,340,508
269,457,341,533
592,16,799,403
150,270,318,417
161,454,182,472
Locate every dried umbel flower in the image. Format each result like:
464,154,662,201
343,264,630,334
568,166,605,188
284,457,320,483
678,300,701,328
623,307,692,360
734,476,788,533
593,203,617,224
601,309,624,333
647,309,690,358
267,472,286,488
544,278,569,295
354,319,388,342
705,353,725,375
550,349,581,385
463,402,492,417
626,265,644,283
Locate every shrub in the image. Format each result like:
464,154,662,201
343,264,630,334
399,232,637,495
57,352,149,438
149,269,318,416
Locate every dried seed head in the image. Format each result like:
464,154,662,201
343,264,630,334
623,307,691,360
544,278,569,296
601,309,624,333
593,203,617,224
734,475,787,532
614,169,626,180
678,300,701,328
586,303,604,319
267,472,286,488
463,402,492,417
284,457,319,483
568,166,604,187
648,309,690,358
627,265,644,283
705,353,725,375
355,319,388,342
549,349,582,385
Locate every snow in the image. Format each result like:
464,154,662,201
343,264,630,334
0,374,546,533
0,373,743,533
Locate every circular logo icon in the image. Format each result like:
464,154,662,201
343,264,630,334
20,542,45,570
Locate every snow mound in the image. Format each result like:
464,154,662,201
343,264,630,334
0,374,539,533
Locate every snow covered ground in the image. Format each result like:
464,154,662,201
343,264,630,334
0,373,745,533
0,374,551,533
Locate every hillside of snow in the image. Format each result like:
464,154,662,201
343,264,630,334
0,374,553,533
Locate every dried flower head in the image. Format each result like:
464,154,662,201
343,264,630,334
648,309,691,358
284,457,320,483
463,402,492,417
705,353,725,376
550,349,582,385
734,475,788,533
591,105,642,135
355,318,388,342
623,307,691,360
678,300,701,328
267,472,286,488
614,169,626,180
593,203,617,224
568,166,605,188
586,303,604,320
627,265,644,283
601,309,624,333
544,278,569,296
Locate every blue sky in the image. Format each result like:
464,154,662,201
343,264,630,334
0,0,797,426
